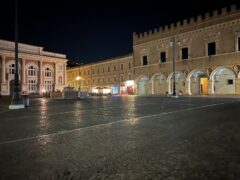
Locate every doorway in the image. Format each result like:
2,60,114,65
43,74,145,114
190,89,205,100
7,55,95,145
200,78,208,94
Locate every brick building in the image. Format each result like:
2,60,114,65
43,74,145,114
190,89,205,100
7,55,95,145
133,4,240,95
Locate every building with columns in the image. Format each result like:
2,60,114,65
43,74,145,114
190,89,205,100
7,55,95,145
0,39,68,96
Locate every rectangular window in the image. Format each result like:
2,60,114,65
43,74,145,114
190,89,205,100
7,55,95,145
97,69,99,74
227,79,233,85
181,48,189,60
114,65,116,71
120,64,123,70
92,69,95,74
129,63,131,69
142,56,148,66
103,67,105,73
208,42,216,56
88,70,90,75
120,75,123,82
160,52,166,63
108,67,110,72
238,37,240,51
128,74,131,80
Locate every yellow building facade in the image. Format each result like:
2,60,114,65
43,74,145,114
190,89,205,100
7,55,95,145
67,54,134,95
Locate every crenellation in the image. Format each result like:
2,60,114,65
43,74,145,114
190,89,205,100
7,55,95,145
230,4,237,12
190,17,195,25
197,15,202,22
133,4,238,42
183,19,188,26
177,21,181,27
221,7,227,15
213,10,218,17
204,12,210,19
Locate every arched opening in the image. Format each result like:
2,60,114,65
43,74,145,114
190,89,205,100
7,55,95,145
151,73,167,95
167,72,186,95
210,67,236,94
136,75,148,95
187,70,208,95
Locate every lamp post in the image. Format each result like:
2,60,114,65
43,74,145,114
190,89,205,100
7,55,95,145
171,35,178,98
75,62,82,98
9,0,24,109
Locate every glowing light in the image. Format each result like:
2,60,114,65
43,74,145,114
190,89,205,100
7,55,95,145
76,76,81,81
125,80,134,86
42,89,46,93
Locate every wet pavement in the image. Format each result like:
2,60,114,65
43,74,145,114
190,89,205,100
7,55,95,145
0,96,240,179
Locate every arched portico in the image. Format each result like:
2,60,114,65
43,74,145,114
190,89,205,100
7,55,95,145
151,73,167,95
210,67,236,94
186,69,208,95
167,71,186,95
135,75,149,95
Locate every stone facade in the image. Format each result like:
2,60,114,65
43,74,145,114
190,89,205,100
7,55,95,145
0,40,67,96
133,4,240,95
67,54,134,95
68,4,240,96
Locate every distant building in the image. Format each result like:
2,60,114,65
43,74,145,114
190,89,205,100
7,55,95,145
67,54,134,95
0,39,68,96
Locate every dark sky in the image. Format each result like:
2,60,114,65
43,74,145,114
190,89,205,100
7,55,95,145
0,0,239,64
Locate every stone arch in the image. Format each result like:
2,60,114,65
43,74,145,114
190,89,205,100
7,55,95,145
210,66,236,94
186,69,208,95
151,73,167,95
167,71,186,94
135,75,149,95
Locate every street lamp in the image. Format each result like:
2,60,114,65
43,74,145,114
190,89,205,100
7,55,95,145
75,61,83,98
9,0,24,109
171,35,178,98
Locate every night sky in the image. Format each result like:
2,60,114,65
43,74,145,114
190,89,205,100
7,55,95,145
0,0,239,64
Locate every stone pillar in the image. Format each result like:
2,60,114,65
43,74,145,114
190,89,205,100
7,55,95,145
39,60,44,94
185,80,191,95
54,63,57,91
235,78,240,94
64,63,66,85
22,58,26,84
1,56,6,84
208,80,214,95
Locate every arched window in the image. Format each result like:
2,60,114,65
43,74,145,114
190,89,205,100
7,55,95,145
9,64,15,74
58,76,63,84
28,66,37,76
45,67,52,77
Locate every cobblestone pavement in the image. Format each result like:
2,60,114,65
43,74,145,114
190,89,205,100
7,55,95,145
0,96,240,179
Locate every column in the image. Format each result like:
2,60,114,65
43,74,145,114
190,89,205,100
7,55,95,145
39,60,43,93
208,80,214,95
1,56,6,84
22,58,25,84
54,63,57,91
64,63,67,85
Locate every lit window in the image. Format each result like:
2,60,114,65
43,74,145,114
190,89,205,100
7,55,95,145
28,80,37,92
28,66,37,76
9,64,15,74
45,80,52,92
45,67,52,77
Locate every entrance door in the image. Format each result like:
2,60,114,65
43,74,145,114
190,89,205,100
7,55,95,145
200,78,208,94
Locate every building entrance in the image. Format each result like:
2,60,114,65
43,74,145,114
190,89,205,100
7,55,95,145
200,77,208,94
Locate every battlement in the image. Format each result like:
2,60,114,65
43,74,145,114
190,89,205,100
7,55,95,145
133,4,240,45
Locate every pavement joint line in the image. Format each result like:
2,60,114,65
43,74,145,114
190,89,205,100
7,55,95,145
0,101,236,146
